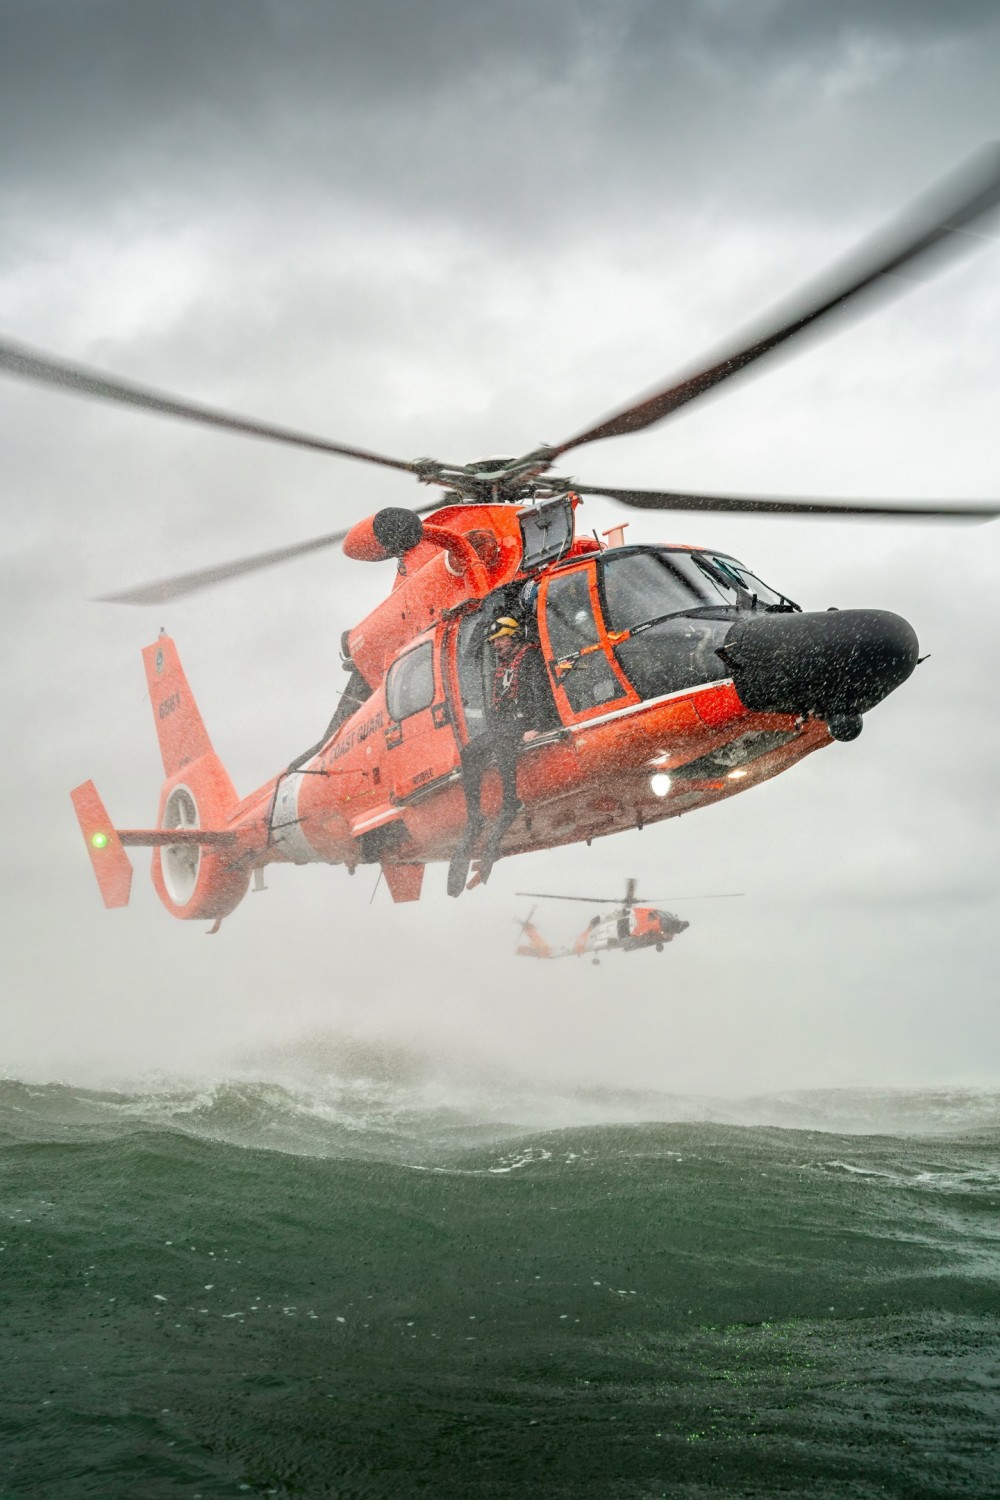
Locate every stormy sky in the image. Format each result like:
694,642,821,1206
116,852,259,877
2,0,999,1100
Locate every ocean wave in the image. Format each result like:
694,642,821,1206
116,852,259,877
3,1070,999,1497
3,1065,1000,1164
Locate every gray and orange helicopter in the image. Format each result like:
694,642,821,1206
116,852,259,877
515,881,742,964
2,148,1000,928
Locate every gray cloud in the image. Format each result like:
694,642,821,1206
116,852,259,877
3,1,998,233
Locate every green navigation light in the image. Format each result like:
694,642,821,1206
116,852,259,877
91,831,109,849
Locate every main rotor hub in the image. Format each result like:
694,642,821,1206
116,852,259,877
414,449,573,507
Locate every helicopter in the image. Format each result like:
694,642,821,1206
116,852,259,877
514,881,743,964
3,148,1000,927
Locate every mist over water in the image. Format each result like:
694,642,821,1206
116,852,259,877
6,1029,1000,1154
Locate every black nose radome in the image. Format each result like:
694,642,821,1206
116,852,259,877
718,609,919,719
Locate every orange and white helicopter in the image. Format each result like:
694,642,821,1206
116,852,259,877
515,880,742,964
3,148,1000,928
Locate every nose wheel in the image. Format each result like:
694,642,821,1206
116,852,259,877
827,713,863,741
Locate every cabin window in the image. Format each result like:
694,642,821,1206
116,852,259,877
544,569,623,714
386,641,435,721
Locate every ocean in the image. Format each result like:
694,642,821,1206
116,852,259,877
1,1067,998,1498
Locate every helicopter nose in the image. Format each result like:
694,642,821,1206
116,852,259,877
718,608,919,724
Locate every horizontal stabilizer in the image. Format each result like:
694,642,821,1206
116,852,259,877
116,828,237,847
70,781,133,909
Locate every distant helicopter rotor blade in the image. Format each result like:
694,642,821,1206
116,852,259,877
644,893,745,901
516,891,622,904
572,484,1000,521
97,502,443,605
0,337,421,475
547,142,1000,459
516,890,745,902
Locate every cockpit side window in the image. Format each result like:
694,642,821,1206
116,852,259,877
386,641,435,721
542,568,627,715
545,569,601,657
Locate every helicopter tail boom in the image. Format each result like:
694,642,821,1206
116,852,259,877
515,916,558,960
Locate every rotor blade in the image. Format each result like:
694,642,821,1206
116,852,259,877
644,893,745,901
516,890,744,903
515,892,621,904
575,484,1000,521
550,142,1000,457
0,336,419,475
97,503,442,605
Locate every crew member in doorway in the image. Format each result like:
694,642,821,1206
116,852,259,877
447,613,546,896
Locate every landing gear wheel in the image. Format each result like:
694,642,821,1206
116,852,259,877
827,713,863,742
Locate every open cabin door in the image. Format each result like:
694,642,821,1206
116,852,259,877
382,629,461,803
537,563,633,724
447,608,489,748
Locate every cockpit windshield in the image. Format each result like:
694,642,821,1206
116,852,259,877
597,546,798,703
600,547,796,631
688,552,796,610
601,550,705,631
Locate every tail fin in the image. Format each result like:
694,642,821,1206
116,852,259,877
515,917,554,959
142,635,248,921
70,781,133,908
143,634,233,789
